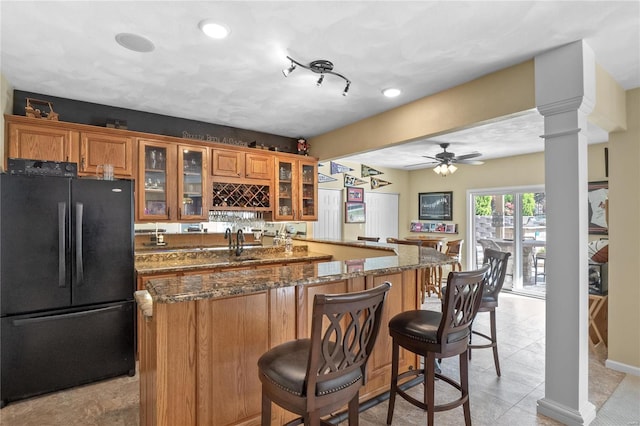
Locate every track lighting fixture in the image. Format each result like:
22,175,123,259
282,55,351,95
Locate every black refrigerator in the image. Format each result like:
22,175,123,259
0,174,135,407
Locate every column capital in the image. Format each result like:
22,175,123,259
535,41,596,117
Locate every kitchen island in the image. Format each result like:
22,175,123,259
136,241,455,426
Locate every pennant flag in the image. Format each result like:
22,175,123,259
330,161,353,175
317,172,337,183
361,164,384,177
371,177,392,189
344,174,367,187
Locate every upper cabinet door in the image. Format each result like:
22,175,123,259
212,149,244,178
298,159,318,221
178,145,208,221
137,139,176,221
245,153,273,180
7,120,79,164
79,131,134,178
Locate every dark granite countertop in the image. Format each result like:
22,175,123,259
142,244,455,307
135,246,333,275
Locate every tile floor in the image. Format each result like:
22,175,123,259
1,293,638,426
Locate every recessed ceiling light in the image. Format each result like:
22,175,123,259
199,20,230,39
382,88,401,98
115,33,155,53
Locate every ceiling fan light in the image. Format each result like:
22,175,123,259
448,164,458,173
434,165,442,174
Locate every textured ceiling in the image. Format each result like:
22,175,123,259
1,1,638,169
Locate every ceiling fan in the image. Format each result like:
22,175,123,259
406,143,484,175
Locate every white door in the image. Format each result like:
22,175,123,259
312,189,342,239
365,192,399,242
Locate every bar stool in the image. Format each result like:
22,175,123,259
258,283,391,425
468,248,510,376
386,266,489,426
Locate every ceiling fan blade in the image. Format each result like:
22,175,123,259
454,152,482,161
455,159,484,165
404,161,438,168
421,155,439,161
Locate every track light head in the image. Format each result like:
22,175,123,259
282,62,296,77
342,81,350,96
316,74,324,87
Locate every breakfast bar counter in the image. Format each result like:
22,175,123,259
136,242,454,426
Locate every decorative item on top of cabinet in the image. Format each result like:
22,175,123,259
25,98,59,121
274,157,317,221
5,116,79,165
211,148,272,180
79,131,134,178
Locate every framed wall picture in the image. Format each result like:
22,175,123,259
588,181,608,235
346,187,364,202
345,202,366,223
419,191,453,221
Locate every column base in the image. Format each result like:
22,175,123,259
537,397,596,425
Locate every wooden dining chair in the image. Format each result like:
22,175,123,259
420,240,444,300
438,239,464,289
258,283,391,425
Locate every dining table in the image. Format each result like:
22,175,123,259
489,238,546,282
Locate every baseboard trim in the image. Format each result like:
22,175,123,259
537,398,596,425
605,359,640,376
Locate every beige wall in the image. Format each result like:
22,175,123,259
317,161,410,241
608,88,640,370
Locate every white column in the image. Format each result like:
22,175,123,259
535,41,596,425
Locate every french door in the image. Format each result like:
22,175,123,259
467,186,546,297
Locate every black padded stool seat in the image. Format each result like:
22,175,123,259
386,266,489,426
258,282,391,426
258,339,363,398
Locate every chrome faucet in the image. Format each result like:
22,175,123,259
235,229,244,256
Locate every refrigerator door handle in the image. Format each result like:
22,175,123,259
75,202,84,286
58,202,67,288
11,305,125,326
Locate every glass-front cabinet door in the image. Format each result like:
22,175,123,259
137,140,175,221
274,158,295,221
298,159,317,221
178,145,207,221
274,158,317,221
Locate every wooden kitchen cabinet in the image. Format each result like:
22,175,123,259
79,130,134,178
137,139,209,222
212,148,273,180
5,117,79,164
274,157,317,221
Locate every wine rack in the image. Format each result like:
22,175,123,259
212,182,271,209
